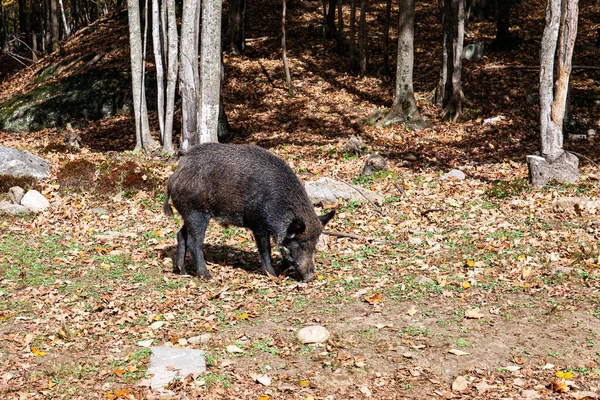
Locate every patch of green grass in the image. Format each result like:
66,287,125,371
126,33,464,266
456,338,469,347
339,200,361,213
402,325,430,337
202,373,232,388
485,178,530,200
252,339,279,356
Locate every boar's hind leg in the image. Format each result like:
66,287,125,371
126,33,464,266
176,226,188,275
185,211,212,279
254,233,277,278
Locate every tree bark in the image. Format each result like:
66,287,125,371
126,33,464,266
58,0,71,39
444,0,465,121
527,0,579,188
199,0,223,144
358,0,367,74
18,0,29,48
127,0,156,151
179,0,201,152
50,0,59,51
225,0,246,54
162,0,177,153
325,0,337,39
336,0,344,52
0,1,7,52
282,0,293,95
383,0,420,126
382,0,391,75
349,0,357,70
152,0,165,144
552,0,578,134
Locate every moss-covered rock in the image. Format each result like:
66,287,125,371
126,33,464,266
0,69,138,132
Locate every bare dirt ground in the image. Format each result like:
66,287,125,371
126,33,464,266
1,0,600,399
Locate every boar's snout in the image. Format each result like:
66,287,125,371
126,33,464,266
303,272,316,283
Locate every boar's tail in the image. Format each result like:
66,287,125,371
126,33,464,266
163,176,174,217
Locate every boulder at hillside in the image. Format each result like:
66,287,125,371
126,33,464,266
305,177,385,207
0,147,51,180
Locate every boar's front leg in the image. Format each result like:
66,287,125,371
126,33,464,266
254,233,278,278
185,211,212,279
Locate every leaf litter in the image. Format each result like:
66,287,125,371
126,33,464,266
1,0,600,399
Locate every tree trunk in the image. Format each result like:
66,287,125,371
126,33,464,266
383,0,420,126
325,0,337,39
358,0,367,74
282,0,293,95
526,0,579,188
162,0,177,153
50,0,59,51
71,0,79,31
444,0,465,121
90,0,99,22
382,0,391,75
152,0,165,144
552,0,578,134
199,0,222,144
58,0,71,39
434,0,453,108
179,0,201,152
127,0,156,151
349,0,357,70
336,0,344,52
225,0,246,54
0,1,7,52
18,0,29,48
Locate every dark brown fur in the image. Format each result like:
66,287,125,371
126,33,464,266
164,143,334,281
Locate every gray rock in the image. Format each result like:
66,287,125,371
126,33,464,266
414,275,434,285
92,207,108,215
8,186,25,204
405,118,433,132
147,346,206,392
0,147,51,180
20,190,50,212
462,42,484,61
298,325,330,344
0,201,30,215
361,154,387,176
440,169,466,181
305,177,385,207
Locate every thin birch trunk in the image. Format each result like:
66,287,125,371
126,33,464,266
152,0,165,143
382,0,391,75
58,0,70,39
282,0,292,95
162,0,177,153
358,0,367,74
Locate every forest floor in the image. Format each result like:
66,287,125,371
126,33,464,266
1,0,600,399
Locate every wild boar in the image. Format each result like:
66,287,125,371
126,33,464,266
163,143,335,282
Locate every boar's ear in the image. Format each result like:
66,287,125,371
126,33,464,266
286,219,306,239
319,210,336,227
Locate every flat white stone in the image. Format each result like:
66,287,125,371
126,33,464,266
298,325,330,344
148,346,206,392
20,190,50,212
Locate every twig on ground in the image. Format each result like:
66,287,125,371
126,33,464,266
421,208,445,217
323,230,403,245
332,174,385,216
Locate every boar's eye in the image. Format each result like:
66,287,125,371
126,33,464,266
286,219,306,239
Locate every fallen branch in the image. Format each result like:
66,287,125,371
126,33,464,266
421,208,445,217
323,230,403,246
332,173,385,216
